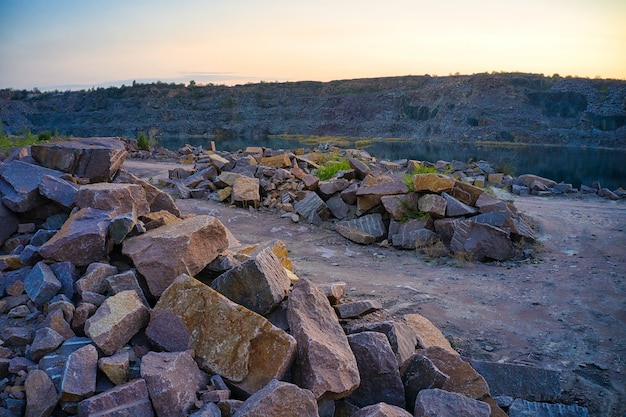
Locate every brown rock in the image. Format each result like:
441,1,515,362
141,350,208,417
517,174,557,188
44,309,75,339
259,153,292,168
412,173,455,193
351,403,413,417
71,302,97,335
145,309,190,352
415,388,491,417
346,332,405,408
61,344,98,402
76,183,149,217
75,262,119,296
39,208,112,266
348,158,371,180
335,224,376,244
403,313,457,354
77,378,154,417
232,176,260,206
451,181,485,205
418,194,447,218
122,215,229,297
347,320,418,367
98,351,130,385
154,274,296,395
85,290,150,356
450,220,513,261
25,369,58,417
31,327,65,362
114,168,182,217
233,379,318,417
293,191,331,221
287,279,360,400
381,193,419,221
31,137,128,182
317,281,346,305
318,178,351,199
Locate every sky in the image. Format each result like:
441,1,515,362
1,0,625,91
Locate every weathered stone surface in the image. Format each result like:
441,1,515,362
76,182,149,217
348,157,372,180
154,274,296,395
351,403,413,417
122,215,229,296
450,220,514,261
335,224,376,244
287,278,360,400
44,308,75,339
39,174,79,209
336,213,386,242
0,160,65,212
232,176,260,205
49,261,79,299
31,327,65,362
418,193,447,218
347,320,418,367
114,168,182,217
24,261,61,305
442,192,478,217
294,191,331,221
77,378,154,417
233,379,318,417
84,290,150,355
475,192,509,213
141,350,208,417
39,208,112,266
0,202,19,245
190,402,222,417
145,309,190,352
106,270,148,306
508,399,588,417
517,174,557,188
318,178,350,199
75,262,119,296
401,354,449,412
334,299,382,319
259,153,292,168
389,219,428,249
347,331,405,408
317,281,346,305
25,369,58,417
61,344,98,402
415,388,491,417
340,182,359,205
470,360,562,402
420,346,506,417
326,194,350,219
98,351,130,385
212,245,291,315
404,313,457,354
381,193,419,221
452,181,485,205
71,302,97,335
412,174,455,193
31,137,128,182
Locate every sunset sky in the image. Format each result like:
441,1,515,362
1,0,624,91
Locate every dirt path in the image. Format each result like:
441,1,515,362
124,159,626,414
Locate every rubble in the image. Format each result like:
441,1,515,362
0,137,595,416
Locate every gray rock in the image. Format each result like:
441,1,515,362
418,194,446,218
189,402,222,417
442,192,478,217
347,320,418,367
294,191,331,221
145,309,191,352
114,168,182,217
77,378,154,417
517,174,557,188
340,182,359,205
24,261,61,305
318,178,350,199
350,403,413,417
336,213,386,242
141,350,208,417
326,194,350,219
508,399,588,417
30,327,66,362
335,223,376,244
348,158,372,180
287,279,360,400
346,332,405,409
109,212,137,244
106,270,149,306
450,220,513,261
61,344,98,402
0,202,19,245
381,193,419,221
415,388,490,417
2,326,33,346
401,354,449,413
233,379,319,417
38,174,79,209
334,299,382,319
0,160,65,212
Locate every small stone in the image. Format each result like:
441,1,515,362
98,351,130,385
24,261,62,305
30,327,65,362
334,300,382,319
61,344,98,402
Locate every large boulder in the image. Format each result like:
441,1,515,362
75,183,150,217
335,213,387,243
0,160,65,212
450,220,514,261
233,379,319,417
287,279,360,400
153,274,296,396
31,137,128,182
122,215,229,297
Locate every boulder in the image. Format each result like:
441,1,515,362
442,192,478,217
24,261,62,305
211,245,291,315
39,174,79,209
381,193,419,221
145,309,190,352
517,174,557,188
335,213,386,243
233,379,318,417
106,269,149,306
450,220,514,261
75,183,149,217
141,350,208,417
75,262,119,296
326,194,351,219
346,331,405,408
232,176,260,206
153,274,296,396
25,369,58,417
39,208,112,266
508,399,588,417
77,378,154,417
114,169,182,217
350,403,413,417
414,388,491,417
418,194,446,218
84,290,150,355
403,313,457,354
318,178,350,200
347,320,418,367
334,299,382,319
335,223,376,245
259,153,292,168
348,157,372,180
0,160,65,212
400,354,449,412
287,279,360,400
30,327,65,362
294,191,331,221
61,344,98,402
412,174,455,193
122,215,229,297
31,137,128,182
452,181,485,205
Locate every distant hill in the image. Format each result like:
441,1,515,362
1,73,625,148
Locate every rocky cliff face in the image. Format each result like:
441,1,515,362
1,73,625,148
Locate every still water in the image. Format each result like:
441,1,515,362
157,137,626,190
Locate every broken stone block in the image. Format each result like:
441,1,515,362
442,192,478,217
154,274,296,396
418,194,447,218
24,261,62,305
71,302,97,336
347,320,418,368
381,193,419,221
61,344,98,402
415,388,491,417
335,213,386,243
334,300,382,319
39,208,112,266
326,194,350,219
98,351,130,385
450,220,513,261
287,279,360,400
346,331,405,408
234,379,318,417
49,261,79,299
350,402,413,417
141,350,208,417
356,178,409,214
451,181,484,205
389,219,428,249
122,215,229,297
211,245,291,315
348,158,371,180
335,224,376,244
114,169,182,217
404,313,457,354
30,327,65,362
232,176,260,206
39,174,79,209
340,182,359,205
77,378,154,417
76,183,149,219
0,160,65,212
318,178,350,200
25,369,58,417
517,174,557,189
317,281,346,305
259,153,292,168
401,354,449,413
412,173,455,193
75,262,119,296
44,308,76,339
106,270,149,306
145,309,190,352
508,398,588,417
31,137,128,182
294,191,331,221
84,290,150,356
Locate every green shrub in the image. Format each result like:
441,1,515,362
137,131,150,151
314,157,351,181
403,165,439,190
38,131,52,142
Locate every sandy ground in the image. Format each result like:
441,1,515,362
124,159,626,415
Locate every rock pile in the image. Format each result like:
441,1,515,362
0,138,590,416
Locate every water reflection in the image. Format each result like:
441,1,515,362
156,137,625,190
